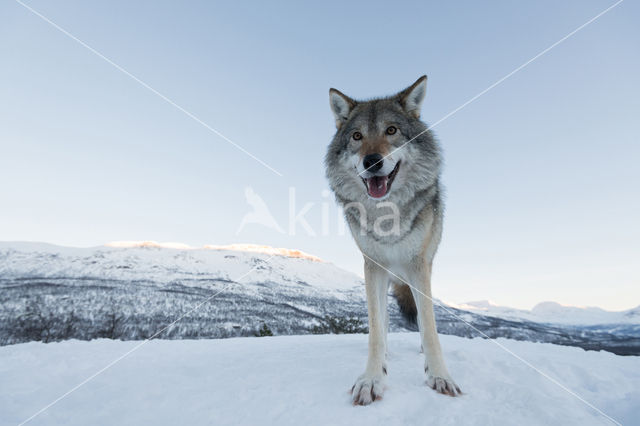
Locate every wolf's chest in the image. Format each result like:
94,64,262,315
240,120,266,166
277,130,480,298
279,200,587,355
345,199,441,271
350,220,428,267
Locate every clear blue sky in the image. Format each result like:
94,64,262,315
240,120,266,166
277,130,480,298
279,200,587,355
1,0,638,310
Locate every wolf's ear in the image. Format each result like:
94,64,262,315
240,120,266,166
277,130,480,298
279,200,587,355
329,88,356,129
397,75,427,118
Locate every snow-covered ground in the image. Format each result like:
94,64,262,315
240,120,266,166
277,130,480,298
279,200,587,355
1,333,638,426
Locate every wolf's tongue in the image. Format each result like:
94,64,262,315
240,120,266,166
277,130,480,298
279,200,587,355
367,176,388,198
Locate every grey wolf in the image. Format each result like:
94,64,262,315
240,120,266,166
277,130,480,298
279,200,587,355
325,76,460,405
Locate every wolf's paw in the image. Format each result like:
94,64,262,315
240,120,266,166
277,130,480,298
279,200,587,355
350,373,384,405
426,374,461,397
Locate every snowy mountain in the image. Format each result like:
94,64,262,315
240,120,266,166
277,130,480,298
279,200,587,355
1,242,639,356
2,334,639,425
0,241,376,343
457,300,640,326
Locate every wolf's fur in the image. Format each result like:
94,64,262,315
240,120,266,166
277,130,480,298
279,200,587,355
325,76,460,405
392,282,417,323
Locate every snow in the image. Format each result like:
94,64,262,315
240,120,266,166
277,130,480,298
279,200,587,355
0,241,361,292
105,241,325,262
4,241,636,325
1,333,638,426
2,241,639,355
456,300,640,326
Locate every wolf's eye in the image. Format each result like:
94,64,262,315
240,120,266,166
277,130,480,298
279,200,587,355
352,132,363,140
386,126,397,135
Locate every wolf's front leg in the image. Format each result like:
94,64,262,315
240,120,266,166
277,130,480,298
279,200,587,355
351,258,388,405
408,262,461,397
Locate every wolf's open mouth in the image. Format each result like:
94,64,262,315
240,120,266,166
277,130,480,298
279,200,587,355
362,161,401,199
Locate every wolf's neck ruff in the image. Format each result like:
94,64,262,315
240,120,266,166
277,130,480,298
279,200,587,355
339,181,441,245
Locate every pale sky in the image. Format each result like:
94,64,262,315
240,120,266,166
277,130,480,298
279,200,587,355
1,0,638,310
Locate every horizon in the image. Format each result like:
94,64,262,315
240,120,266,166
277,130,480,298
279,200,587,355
1,1,639,311
3,238,638,312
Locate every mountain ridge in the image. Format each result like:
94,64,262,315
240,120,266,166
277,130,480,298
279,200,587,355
1,241,638,355
457,299,640,326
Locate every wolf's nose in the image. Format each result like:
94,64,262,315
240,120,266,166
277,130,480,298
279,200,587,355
363,154,383,173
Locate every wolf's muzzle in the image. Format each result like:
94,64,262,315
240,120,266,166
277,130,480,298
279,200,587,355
363,153,384,174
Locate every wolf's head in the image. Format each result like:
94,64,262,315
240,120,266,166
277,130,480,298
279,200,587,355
325,76,441,206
